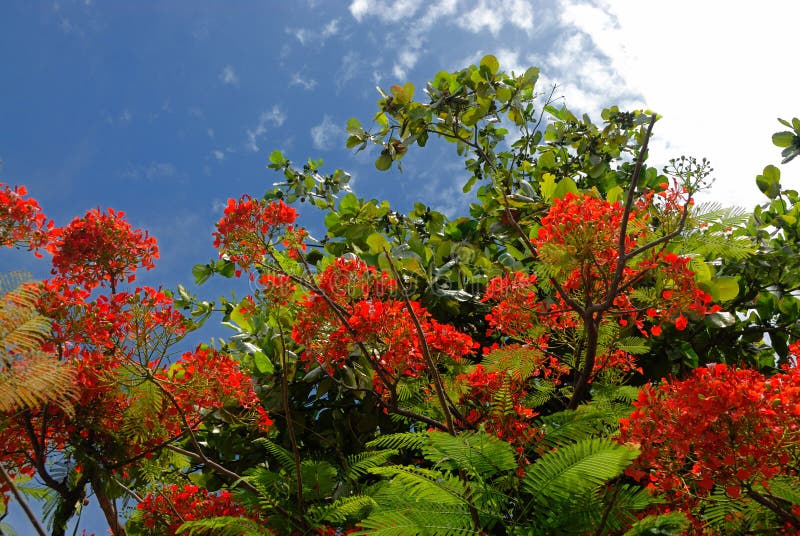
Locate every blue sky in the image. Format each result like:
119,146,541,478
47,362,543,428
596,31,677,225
2,1,800,532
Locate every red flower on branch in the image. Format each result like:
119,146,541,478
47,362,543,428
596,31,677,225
47,207,158,291
620,361,800,503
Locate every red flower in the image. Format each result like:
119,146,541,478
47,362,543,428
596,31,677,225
47,208,158,291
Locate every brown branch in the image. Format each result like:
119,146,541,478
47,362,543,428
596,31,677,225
277,322,305,515
0,462,47,536
383,250,456,434
601,114,658,311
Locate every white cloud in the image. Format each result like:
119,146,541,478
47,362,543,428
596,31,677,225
122,161,177,181
288,17,340,46
392,49,419,79
337,51,363,90
245,106,287,152
456,0,535,36
212,150,225,161
310,116,343,151
219,64,239,86
555,0,800,208
290,72,318,91
322,18,340,38
349,0,424,22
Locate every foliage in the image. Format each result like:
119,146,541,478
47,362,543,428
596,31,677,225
2,56,800,535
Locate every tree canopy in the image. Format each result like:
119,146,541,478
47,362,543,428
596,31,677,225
3,56,800,535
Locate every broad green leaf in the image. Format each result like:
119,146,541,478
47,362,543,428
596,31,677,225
366,233,390,254
269,150,286,166
375,153,392,171
756,164,781,199
229,299,253,331
552,177,578,199
522,66,539,85
253,351,274,374
772,131,796,148
540,172,556,201
606,185,624,204
710,276,739,302
480,54,499,76
496,86,512,103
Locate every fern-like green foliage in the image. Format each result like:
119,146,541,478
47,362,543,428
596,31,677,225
308,495,377,526
365,432,428,451
422,431,516,479
622,511,690,536
175,516,272,536
522,438,639,516
535,403,630,450
0,278,77,416
345,449,398,481
682,202,755,261
357,431,516,534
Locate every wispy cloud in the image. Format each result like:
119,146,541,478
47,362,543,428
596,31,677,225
122,161,177,181
212,150,225,161
455,0,535,36
287,17,341,46
349,0,425,22
310,116,343,151
245,106,287,153
290,72,318,91
219,65,239,86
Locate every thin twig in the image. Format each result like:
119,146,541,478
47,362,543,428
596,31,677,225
0,463,47,536
383,250,456,434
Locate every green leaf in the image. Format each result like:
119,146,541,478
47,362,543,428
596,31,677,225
253,351,274,374
540,172,556,201
710,276,739,302
479,54,499,76
192,263,213,285
522,66,540,86
496,86,512,103
376,153,392,171
269,150,286,166
552,177,578,200
772,131,796,148
523,438,639,504
366,233,390,254
339,193,360,215
229,299,253,331
756,164,781,199
606,185,624,204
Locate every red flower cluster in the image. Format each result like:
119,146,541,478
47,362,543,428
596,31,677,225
292,257,476,391
619,363,800,501
136,483,262,535
213,196,303,273
47,207,158,291
258,273,297,306
535,193,636,270
154,347,272,437
0,183,51,250
457,361,542,447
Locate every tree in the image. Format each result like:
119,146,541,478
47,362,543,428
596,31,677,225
2,56,800,535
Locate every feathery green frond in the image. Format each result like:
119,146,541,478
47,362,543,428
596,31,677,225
422,431,516,479
369,466,466,505
346,449,398,480
622,512,690,536
0,280,78,416
254,438,296,471
365,432,427,451
615,336,651,355
300,459,337,500
176,516,271,536
308,495,376,525
522,438,639,504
